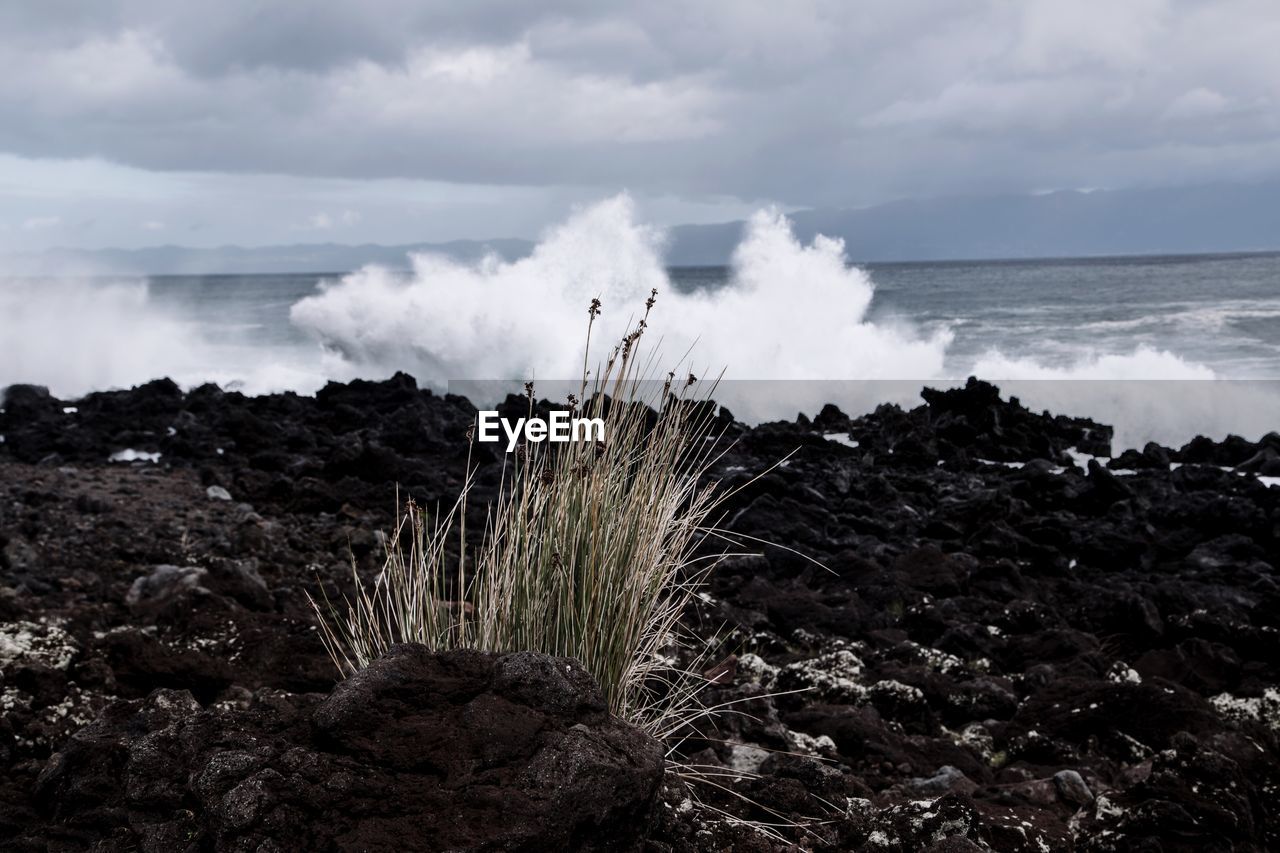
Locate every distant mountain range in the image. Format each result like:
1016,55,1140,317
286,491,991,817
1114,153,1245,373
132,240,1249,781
6,182,1280,274
664,181,1280,265
2,238,534,276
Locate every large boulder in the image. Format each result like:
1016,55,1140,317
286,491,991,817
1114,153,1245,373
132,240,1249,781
30,645,664,852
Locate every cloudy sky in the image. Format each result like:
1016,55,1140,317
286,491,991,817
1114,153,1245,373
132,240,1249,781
2,0,1278,250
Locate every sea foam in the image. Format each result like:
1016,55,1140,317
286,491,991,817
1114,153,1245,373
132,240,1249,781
290,195,953,384
0,276,335,399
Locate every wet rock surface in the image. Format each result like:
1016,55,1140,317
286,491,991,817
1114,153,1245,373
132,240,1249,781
2,374,1279,851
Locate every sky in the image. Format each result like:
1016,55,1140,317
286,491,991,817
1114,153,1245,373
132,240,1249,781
1,0,1279,251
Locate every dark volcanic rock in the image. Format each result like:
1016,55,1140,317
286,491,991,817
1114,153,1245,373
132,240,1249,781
3,374,1279,851
0,372,479,513
910,377,1115,461
26,646,663,852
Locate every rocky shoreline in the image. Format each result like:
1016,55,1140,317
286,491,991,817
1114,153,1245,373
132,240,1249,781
2,375,1278,851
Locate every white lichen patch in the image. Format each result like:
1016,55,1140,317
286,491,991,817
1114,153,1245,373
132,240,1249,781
1,686,30,714
735,653,779,686
869,679,925,704
788,730,838,757
845,796,873,817
944,722,995,762
790,628,826,648
779,650,868,702
1094,793,1126,821
866,829,892,847
1210,688,1280,731
0,620,78,672
2,682,111,749
852,798,989,850
38,684,106,731
1106,662,1142,685
188,635,225,652
906,641,968,675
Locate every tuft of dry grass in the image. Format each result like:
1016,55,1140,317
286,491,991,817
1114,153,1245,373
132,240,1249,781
309,291,735,736
310,293,841,842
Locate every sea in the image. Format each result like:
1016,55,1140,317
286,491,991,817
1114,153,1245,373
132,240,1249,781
3,239,1280,451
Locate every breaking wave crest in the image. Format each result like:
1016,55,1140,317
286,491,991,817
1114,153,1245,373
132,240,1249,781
0,278,199,396
291,194,1212,386
291,195,671,382
0,277,334,399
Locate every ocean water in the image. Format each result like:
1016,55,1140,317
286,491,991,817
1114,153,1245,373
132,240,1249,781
125,252,1280,381
863,253,1280,378
2,200,1279,449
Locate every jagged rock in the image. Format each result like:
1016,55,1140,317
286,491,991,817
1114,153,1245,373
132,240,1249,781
207,558,274,611
29,646,663,852
3,374,1280,851
1052,769,1094,806
126,564,211,615
908,765,978,796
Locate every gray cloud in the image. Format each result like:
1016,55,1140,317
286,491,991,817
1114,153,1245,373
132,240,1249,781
1,0,1278,217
